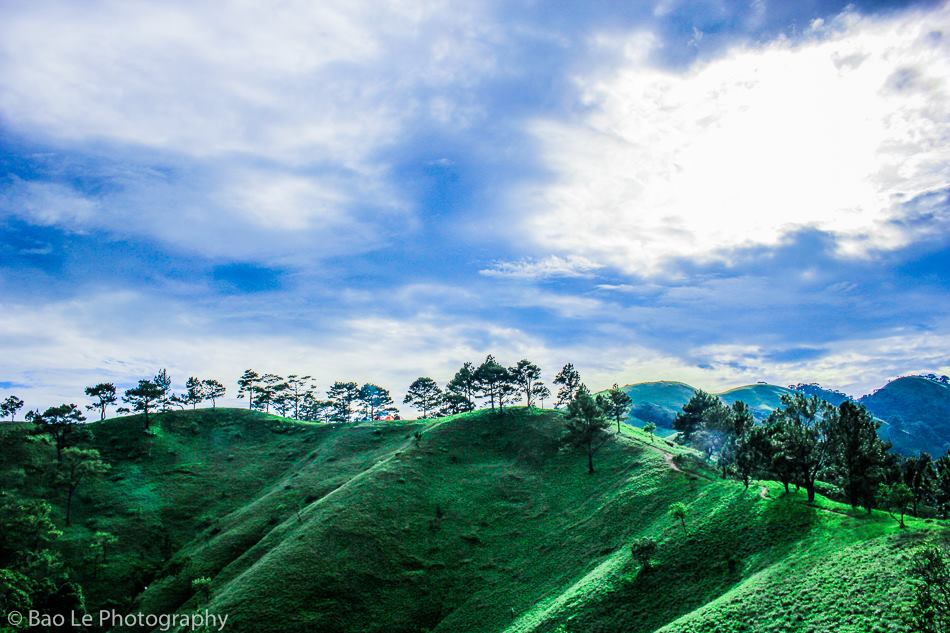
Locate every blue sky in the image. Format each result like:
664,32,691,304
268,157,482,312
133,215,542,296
1,0,948,413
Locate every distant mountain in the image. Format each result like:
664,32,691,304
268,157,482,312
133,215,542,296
622,381,696,435
718,384,796,420
617,375,950,456
618,381,796,434
859,376,950,456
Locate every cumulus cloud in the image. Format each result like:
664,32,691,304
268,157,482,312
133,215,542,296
517,6,950,274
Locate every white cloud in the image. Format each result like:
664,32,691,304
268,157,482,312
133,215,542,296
479,255,603,279
517,6,950,274
0,0,499,260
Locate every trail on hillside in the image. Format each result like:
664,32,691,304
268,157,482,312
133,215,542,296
664,452,682,472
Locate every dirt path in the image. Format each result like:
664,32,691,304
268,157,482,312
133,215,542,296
664,452,682,472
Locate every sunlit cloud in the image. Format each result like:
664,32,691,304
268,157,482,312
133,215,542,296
518,6,950,274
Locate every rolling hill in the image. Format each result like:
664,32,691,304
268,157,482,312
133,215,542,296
859,376,950,456
618,382,795,434
1,407,945,632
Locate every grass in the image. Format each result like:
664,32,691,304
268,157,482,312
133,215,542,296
1,407,946,632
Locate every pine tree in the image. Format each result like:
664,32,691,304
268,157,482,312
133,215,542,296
553,363,581,408
202,379,226,409
563,385,611,474
83,384,117,421
236,370,261,410
403,377,442,419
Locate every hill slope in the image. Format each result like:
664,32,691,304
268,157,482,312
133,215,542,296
860,376,950,456
2,408,945,632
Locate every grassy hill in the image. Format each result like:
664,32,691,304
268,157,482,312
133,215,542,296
1,407,946,632
860,376,950,456
717,384,796,420
621,381,697,435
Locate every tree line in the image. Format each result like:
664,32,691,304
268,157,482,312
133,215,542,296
671,390,950,526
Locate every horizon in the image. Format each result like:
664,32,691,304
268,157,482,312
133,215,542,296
2,0,948,414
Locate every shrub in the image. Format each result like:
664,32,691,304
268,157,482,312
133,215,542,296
630,537,658,571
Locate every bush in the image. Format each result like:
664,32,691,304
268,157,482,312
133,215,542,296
191,576,213,603
630,537,658,570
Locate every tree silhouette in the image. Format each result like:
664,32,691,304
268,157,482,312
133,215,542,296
123,380,163,430
404,377,443,419
0,395,24,422
563,385,611,474
202,379,226,408
553,363,581,408
84,384,116,420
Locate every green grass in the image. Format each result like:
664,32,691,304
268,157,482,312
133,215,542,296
1,407,946,632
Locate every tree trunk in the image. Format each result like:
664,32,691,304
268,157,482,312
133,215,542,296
806,480,816,503
65,486,75,526
588,447,594,474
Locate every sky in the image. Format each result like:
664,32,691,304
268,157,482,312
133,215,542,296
1,0,949,414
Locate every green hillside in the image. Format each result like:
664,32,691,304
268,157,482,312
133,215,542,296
717,384,796,420
621,381,697,434
2,407,945,632
860,376,950,456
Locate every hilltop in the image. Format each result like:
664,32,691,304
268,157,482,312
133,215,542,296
1,407,945,632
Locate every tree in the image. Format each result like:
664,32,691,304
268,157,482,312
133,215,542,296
327,381,360,422
440,392,475,416
474,356,508,410
300,392,333,422
908,545,950,633
445,362,477,411
89,531,118,572
879,482,913,529
202,379,226,409
496,367,521,413
403,377,443,419
510,360,542,407
286,375,314,419
56,448,109,526
32,404,87,462
933,452,950,520
602,384,633,434
734,425,772,489
772,393,830,503
630,537,658,571
122,379,163,430
256,374,287,414
904,452,936,518
184,377,205,409
358,384,396,420
669,502,688,535
236,370,261,410
562,385,611,474
0,395,24,422
644,421,657,442
824,401,887,512
154,369,173,412
673,390,719,444
532,382,551,409
553,363,581,408
83,384,117,421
